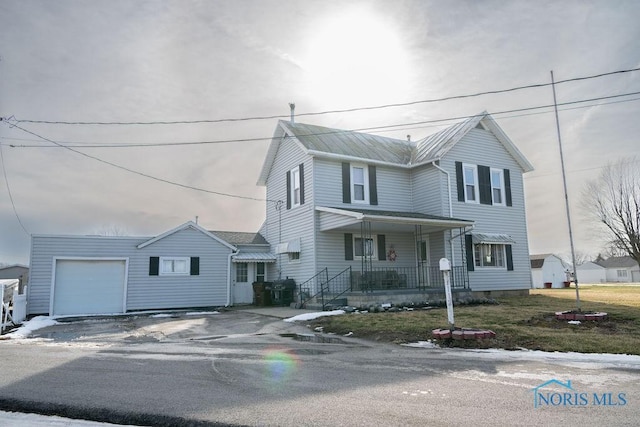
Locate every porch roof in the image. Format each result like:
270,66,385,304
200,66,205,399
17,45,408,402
471,232,516,245
316,206,473,233
232,253,277,263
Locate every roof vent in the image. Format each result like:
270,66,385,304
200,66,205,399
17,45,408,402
407,135,411,142
289,103,295,124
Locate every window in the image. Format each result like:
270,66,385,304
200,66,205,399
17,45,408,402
291,166,301,207
256,263,265,282
473,244,506,268
236,263,248,282
463,164,478,203
617,269,628,278
160,257,190,275
288,252,300,262
491,169,505,205
351,165,369,203
354,236,376,258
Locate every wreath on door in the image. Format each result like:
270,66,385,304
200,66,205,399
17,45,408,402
387,248,397,262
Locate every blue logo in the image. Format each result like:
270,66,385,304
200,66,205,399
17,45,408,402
531,379,627,408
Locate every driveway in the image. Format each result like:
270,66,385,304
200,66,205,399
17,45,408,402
1,308,639,426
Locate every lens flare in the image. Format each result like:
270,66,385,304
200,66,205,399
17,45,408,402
263,347,299,387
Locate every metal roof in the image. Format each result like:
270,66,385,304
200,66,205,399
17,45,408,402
596,256,639,268
471,233,516,245
232,253,276,263
210,231,269,246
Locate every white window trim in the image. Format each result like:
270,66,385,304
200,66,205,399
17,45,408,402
617,269,628,278
159,256,190,275
463,163,479,204
351,164,369,204
473,244,507,269
236,262,248,282
490,168,506,206
354,235,376,259
290,165,301,207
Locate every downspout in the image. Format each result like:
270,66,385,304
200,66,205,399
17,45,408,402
431,161,455,265
226,248,238,307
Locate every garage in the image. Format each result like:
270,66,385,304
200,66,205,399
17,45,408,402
52,259,127,316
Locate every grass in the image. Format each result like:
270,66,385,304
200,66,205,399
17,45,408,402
308,285,640,355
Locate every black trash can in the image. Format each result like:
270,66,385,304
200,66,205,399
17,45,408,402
253,282,272,306
270,278,296,306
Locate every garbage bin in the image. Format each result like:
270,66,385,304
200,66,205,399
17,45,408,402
270,278,296,306
253,282,272,306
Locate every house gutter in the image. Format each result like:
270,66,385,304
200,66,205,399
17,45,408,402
431,161,456,265
226,249,238,307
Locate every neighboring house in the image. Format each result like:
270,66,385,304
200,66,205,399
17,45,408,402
257,111,534,306
530,254,569,288
0,264,29,293
576,261,606,284
596,256,640,283
28,222,239,316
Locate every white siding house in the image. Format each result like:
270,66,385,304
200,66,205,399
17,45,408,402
530,254,569,288
257,112,534,306
28,222,238,316
597,256,640,283
576,261,606,284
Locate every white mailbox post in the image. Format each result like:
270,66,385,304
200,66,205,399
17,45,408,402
439,258,455,328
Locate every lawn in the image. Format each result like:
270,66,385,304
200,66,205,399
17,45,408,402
307,285,640,355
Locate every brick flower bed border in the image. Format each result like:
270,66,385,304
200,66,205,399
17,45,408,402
555,311,608,321
432,328,496,340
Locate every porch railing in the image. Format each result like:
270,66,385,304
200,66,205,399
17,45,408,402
350,266,468,292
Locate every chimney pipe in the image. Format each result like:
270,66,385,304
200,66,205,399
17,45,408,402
407,135,411,142
289,103,295,124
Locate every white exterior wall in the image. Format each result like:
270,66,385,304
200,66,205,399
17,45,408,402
412,164,447,217
442,128,532,291
576,262,606,284
28,228,232,315
262,135,316,286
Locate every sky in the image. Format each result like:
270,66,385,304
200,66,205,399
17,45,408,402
1,0,639,266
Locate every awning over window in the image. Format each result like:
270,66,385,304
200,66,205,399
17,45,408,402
275,238,301,254
232,253,277,263
471,233,516,245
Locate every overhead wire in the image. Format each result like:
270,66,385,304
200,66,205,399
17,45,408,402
9,66,640,126
0,143,30,235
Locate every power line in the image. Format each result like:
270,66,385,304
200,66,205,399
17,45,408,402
10,66,640,126
2,122,275,204
4,89,640,149
0,143,29,235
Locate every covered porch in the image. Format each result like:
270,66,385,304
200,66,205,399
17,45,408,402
309,207,474,300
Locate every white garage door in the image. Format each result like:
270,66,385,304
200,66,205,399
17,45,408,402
53,259,126,316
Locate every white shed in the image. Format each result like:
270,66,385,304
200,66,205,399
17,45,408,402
576,261,606,284
530,254,569,288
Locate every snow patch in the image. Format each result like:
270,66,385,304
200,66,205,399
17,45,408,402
402,340,440,349
283,310,346,322
185,311,219,316
3,316,59,339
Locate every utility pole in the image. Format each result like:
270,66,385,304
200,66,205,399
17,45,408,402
550,70,581,311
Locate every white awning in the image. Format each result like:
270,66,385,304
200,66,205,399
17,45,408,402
275,239,301,254
471,233,516,245
232,253,277,263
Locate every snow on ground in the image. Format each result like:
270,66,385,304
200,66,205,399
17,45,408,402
283,310,346,322
185,311,219,316
0,411,135,426
2,316,59,339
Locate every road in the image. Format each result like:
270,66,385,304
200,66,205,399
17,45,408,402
0,309,638,426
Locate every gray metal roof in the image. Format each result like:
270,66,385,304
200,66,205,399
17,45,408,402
331,207,472,223
596,256,639,268
210,231,269,246
282,121,414,165
412,115,480,164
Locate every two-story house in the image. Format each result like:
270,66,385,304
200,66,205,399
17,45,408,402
257,111,534,306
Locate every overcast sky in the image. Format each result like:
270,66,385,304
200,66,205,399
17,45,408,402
1,0,639,265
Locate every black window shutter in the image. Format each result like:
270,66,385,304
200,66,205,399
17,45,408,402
377,234,386,261
344,233,354,260
149,257,159,276
506,245,514,271
478,165,492,205
504,169,512,207
368,165,378,205
190,257,200,276
286,170,291,209
420,241,427,261
465,235,475,272
342,163,351,203
299,163,305,205
455,162,465,202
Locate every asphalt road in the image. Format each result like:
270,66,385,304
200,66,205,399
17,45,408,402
0,309,638,426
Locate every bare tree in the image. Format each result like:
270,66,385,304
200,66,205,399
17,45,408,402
94,224,130,236
583,157,640,266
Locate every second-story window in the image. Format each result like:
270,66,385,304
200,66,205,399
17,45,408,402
291,166,301,207
351,164,369,203
491,169,505,206
463,164,478,203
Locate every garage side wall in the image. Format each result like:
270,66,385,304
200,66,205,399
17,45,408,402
130,228,232,310
28,236,143,315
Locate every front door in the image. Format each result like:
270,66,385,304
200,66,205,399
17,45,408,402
233,262,266,305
